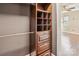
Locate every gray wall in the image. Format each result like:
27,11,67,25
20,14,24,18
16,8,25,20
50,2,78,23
52,4,57,55
0,4,30,55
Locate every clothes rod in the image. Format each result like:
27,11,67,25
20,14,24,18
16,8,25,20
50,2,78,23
0,32,34,38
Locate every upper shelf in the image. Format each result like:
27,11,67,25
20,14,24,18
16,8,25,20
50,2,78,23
37,9,51,13
37,3,52,13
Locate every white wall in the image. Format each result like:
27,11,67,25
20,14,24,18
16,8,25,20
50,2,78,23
63,10,79,33
56,4,62,56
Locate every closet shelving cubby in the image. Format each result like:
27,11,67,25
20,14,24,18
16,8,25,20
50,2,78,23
30,3,52,56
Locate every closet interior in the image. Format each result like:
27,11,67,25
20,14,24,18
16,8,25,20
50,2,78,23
0,3,54,56
30,3,53,56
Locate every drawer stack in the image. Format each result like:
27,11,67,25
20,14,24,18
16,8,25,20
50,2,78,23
37,31,51,56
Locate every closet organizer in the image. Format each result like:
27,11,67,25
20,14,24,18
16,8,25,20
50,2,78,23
30,3,53,56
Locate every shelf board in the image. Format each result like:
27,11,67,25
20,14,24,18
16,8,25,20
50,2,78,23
37,17,42,19
48,18,52,20
37,9,51,13
37,17,49,19
37,24,43,26
36,30,50,32
43,24,48,26
37,24,51,26
43,18,48,19
48,24,51,26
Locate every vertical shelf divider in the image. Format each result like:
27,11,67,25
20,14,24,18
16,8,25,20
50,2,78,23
42,12,44,31
47,13,49,30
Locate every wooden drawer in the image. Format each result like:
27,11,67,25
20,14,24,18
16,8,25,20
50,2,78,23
37,31,49,41
38,40,49,47
37,43,50,54
38,31,49,36
37,31,50,54
38,50,50,56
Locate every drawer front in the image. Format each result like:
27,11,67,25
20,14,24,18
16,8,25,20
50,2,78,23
38,31,49,36
37,31,50,41
38,50,50,56
38,40,49,46
37,43,50,54
39,35,49,41
37,31,51,55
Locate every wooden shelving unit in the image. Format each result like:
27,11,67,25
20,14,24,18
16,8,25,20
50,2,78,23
30,3,52,56
37,12,52,31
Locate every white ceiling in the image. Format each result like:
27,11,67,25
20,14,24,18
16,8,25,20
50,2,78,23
61,3,79,13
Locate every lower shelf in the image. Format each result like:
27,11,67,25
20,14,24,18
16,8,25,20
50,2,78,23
38,50,50,56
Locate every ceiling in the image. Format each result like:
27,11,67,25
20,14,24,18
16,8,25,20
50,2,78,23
61,3,79,13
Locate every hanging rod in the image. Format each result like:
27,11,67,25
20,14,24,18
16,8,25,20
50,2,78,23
0,32,34,38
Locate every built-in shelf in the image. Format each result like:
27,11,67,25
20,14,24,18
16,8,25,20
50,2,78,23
37,8,52,31
30,3,52,56
37,9,51,13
